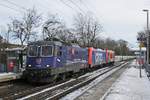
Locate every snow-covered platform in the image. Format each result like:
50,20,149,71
0,72,22,82
101,61,150,100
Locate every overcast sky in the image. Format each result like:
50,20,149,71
0,0,149,48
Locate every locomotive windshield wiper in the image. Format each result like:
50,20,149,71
37,46,41,57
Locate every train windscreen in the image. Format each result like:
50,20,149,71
28,46,38,56
41,46,53,56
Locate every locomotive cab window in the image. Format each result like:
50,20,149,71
42,45,53,56
28,46,38,56
57,46,62,56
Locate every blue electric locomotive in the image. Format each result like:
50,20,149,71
24,40,115,83
24,41,88,82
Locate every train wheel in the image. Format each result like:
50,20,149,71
58,73,66,81
62,74,66,81
81,69,85,74
51,75,58,83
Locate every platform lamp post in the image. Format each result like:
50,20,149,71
143,9,149,65
139,41,142,78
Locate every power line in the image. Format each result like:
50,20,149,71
44,0,64,15
79,0,91,12
79,0,105,28
1,0,27,11
35,0,64,16
67,0,86,15
59,0,82,14
0,3,21,13
36,0,52,11
79,0,98,15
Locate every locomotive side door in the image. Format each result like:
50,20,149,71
54,45,65,67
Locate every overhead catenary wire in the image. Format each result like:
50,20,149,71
79,0,101,18
0,0,27,11
36,0,53,12
44,0,64,15
59,0,84,15
79,0,91,12
0,3,22,13
67,0,86,15
71,0,101,21
67,0,104,23
79,0,106,31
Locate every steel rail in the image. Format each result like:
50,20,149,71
19,62,128,100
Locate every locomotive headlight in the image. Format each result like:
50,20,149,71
46,65,50,67
28,65,31,67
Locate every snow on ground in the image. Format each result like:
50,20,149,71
102,60,150,100
20,67,110,100
0,72,22,82
60,63,127,100
0,72,14,77
130,59,139,67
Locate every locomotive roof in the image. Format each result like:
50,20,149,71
28,40,62,46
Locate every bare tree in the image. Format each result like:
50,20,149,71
137,31,146,37
23,8,42,43
104,38,117,50
43,14,64,41
74,13,102,47
8,8,41,46
0,26,7,43
6,24,11,43
117,39,128,55
94,37,105,48
56,28,70,42
43,14,76,44
0,35,3,43
94,37,132,55
74,13,87,46
137,31,147,46
58,28,80,44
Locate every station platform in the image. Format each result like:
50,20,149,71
0,72,22,82
101,61,150,100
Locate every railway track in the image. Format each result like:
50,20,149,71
16,61,128,100
0,80,37,100
1,66,109,100
0,61,128,100
47,62,129,100
0,66,107,99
